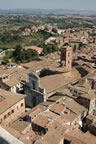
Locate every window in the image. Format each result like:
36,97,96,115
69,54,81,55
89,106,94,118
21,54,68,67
12,109,14,113
8,112,10,116
4,115,6,119
21,103,24,107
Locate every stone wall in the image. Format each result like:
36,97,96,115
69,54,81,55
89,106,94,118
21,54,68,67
25,87,44,108
0,99,25,126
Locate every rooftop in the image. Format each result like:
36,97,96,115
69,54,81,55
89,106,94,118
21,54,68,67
64,134,86,144
32,114,49,128
32,110,58,128
47,94,63,102
40,68,80,96
0,126,24,144
25,46,43,54
67,130,96,144
35,127,65,144
49,103,66,115
10,119,31,133
63,98,87,115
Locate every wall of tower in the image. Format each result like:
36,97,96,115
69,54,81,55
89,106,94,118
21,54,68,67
61,46,72,71
66,48,72,69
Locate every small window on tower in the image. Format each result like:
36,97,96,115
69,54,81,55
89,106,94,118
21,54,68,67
68,52,70,56
63,53,64,57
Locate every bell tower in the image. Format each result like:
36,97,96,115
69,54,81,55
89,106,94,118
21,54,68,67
61,46,72,70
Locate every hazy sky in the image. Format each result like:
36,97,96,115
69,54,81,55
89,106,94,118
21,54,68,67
0,0,96,11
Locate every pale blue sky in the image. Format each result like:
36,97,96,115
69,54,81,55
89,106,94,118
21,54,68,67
0,0,96,11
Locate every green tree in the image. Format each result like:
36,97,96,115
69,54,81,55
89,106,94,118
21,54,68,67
52,28,57,33
12,44,38,63
13,44,22,57
3,51,13,63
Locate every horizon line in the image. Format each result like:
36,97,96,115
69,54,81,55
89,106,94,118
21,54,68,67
0,8,96,12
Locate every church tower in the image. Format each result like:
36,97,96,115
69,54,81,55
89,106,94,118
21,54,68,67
61,46,72,70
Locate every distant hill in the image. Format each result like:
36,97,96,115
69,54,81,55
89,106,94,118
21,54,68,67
0,9,96,16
